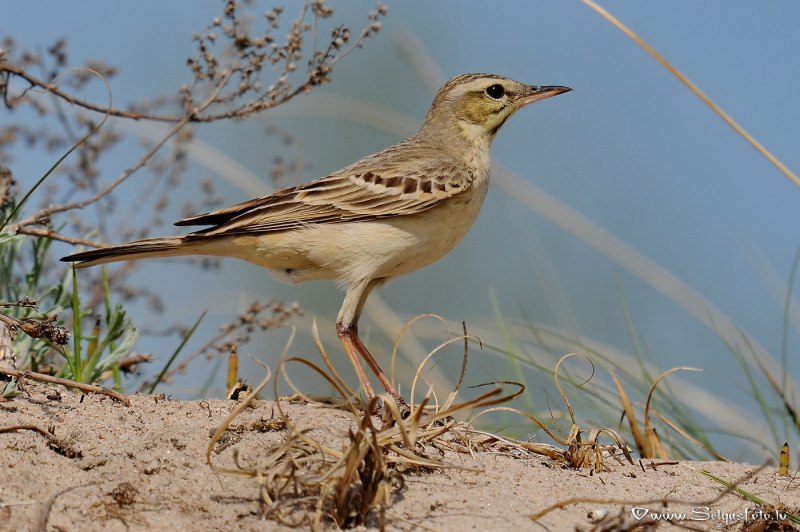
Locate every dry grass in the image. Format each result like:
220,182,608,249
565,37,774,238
610,366,728,461
205,324,640,529
206,325,512,528
580,0,800,190
471,353,634,472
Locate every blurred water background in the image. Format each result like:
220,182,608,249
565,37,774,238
4,1,799,461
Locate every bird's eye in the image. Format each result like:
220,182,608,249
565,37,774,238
485,84,505,100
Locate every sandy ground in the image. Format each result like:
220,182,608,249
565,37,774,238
1,382,798,531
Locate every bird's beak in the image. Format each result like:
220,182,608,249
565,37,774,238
517,85,572,106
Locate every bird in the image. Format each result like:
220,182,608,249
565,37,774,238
62,73,571,406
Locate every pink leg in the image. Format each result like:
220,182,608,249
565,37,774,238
336,278,406,406
336,325,376,399
337,324,404,404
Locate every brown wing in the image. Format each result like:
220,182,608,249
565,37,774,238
178,157,473,238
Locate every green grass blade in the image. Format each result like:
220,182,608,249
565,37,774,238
147,310,207,395
68,267,82,382
196,353,226,399
1,131,98,231
694,468,800,525
781,248,800,403
1,69,111,231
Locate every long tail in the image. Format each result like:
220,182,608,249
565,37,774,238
61,237,192,268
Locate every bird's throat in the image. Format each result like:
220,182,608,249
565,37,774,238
455,121,493,176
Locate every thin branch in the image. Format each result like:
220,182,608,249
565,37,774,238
2,64,179,123
0,424,82,458
0,311,69,345
0,367,131,406
10,69,232,230
4,63,325,125
14,227,105,248
580,0,800,189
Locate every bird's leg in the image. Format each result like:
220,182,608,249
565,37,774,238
336,323,403,403
336,323,376,400
337,278,405,406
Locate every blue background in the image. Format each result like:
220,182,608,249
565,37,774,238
4,1,799,461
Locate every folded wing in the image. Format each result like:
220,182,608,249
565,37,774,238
179,163,472,238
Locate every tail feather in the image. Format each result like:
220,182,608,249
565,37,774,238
61,237,189,268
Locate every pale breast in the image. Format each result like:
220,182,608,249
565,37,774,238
361,174,490,280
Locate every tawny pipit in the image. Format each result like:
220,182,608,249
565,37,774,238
62,73,571,404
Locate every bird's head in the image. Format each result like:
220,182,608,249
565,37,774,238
421,73,571,145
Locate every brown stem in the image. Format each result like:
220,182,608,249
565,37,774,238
11,70,232,230
13,227,105,248
0,367,131,406
3,63,313,124
0,424,82,458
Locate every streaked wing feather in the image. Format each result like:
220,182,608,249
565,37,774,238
175,189,294,227
184,164,469,238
